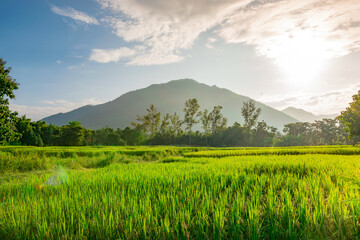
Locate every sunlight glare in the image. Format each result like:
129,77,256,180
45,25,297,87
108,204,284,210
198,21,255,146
268,31,331,85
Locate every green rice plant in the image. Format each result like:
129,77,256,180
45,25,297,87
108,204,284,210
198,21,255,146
1,147,360,239
184,146,360,158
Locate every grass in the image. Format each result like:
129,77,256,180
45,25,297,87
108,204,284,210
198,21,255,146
1,146,360,239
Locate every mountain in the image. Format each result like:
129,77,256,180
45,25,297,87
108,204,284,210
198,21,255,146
281,107,338,123
42,79,298,130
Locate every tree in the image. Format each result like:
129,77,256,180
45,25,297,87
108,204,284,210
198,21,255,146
314,118,339,145
93,127,124,146
121,127,144,145
160,113,171,135
209,106,227,146
183,98,201,145
83,128,94,146
169,112,183,137
16,116,43,146
282,122,317,146
221,122,247,146
0,58,20,145
40,123,61,146
241,100,261,130
59,121,85,146
209,106,227,134
200,109,212,145
338,90,360,145
131,104,161,139
251,121,275,147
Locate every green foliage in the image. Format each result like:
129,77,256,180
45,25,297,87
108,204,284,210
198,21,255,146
169,112,183,136
0,58,20,145
209,105,227,134
183,98,201,145
59,121,85,146
121,127,144,145
132,104,161,139
16,116,43,146
274,134,304,147
338,90,360,145
241,100,261,130
279,119,349,146
221,122,248,146
93,127,125,146
40,124,61,146
200,109,211,136
251,121,276,147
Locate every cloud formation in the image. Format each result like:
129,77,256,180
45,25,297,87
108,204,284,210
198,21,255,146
206,38,218,49
89,47,137,63
217,0,360,66
51,5,99,25
87,0,360,66
259,83,360,115
10,98,103,121
94,0,250,65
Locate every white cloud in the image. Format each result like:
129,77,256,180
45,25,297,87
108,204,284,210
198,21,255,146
87,0,360,66
206,37,218,49
259,83,360,115
92,0,250,65
216,0,360,71
56,60,62,64
51,5,99,25
67,63,86,70
10,98,103,121
89,47,137,63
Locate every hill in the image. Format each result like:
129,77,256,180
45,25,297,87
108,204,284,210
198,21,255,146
42,79,298,130
282,107,338,123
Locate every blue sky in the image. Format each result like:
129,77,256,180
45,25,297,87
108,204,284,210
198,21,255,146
2,0,360,120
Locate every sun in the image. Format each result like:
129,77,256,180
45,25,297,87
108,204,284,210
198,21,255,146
268,31,331,86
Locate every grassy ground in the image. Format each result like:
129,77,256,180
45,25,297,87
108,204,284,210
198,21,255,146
1,146,360,239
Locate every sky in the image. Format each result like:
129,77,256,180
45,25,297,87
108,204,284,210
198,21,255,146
1,0,360,120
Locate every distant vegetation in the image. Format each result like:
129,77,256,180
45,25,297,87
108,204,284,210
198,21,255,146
1,58,359,147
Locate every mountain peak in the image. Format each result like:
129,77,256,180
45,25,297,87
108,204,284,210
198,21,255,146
282,106,337,122
43,79,298,130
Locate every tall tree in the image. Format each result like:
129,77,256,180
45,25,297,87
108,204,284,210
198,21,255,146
209,106,227,134
209,106,227,146
169,112,183,137
200,109,212,145
145,104,161,138
0,58,20,145
338,90,360,145
160,113,171,135
241,100,261,130
131,104,161,138
183,98,201,145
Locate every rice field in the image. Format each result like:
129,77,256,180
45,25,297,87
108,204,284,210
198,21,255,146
1,146,360,239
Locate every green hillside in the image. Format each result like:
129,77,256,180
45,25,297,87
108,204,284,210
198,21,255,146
282,107,338,122
42,79,298,130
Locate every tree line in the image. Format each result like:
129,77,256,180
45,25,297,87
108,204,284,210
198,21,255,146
1,58,359,147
